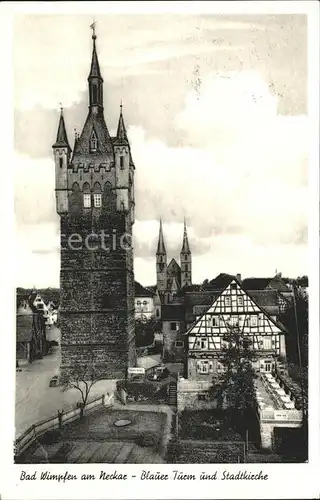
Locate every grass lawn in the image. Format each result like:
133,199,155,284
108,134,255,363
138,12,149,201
17,408,167,464
59,408,166,448
179,409,242,441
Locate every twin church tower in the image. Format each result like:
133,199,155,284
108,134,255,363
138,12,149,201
156,218,192,298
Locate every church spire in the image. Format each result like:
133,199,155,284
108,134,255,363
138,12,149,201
181,217,191,254
88,22,103,109
115,102,129,144
156,218,166,255
53,107,71,150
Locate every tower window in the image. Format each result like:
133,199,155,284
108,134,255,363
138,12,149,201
94,193,102,208
120,156,125,170
90,131,97,151
59,157,63,168
83,194,91,208
185,255,187,261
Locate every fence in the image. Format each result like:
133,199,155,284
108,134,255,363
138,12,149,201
15,393,113,457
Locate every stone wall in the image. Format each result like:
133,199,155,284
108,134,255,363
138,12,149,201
59,212,135,380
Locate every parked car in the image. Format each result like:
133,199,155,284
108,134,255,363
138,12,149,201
49,375,58,387
148,364,169,381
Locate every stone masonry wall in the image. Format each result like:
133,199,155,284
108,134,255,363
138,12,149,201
59,211,135,380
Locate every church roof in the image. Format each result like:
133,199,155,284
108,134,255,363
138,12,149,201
167,258,181,273
156,219,166,254
181,219,191,254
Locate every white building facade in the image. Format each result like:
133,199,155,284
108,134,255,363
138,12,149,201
186,278,287,381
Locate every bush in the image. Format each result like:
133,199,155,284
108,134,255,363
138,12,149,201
135,433,159,447
116,379,168,403
166,438,182,463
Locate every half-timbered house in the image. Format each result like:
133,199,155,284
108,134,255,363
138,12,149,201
186,275,287,381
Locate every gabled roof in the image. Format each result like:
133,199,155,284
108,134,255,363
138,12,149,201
241,278,272,290
135,281,155,298
242,276,290,293
167,258,181,273
186,276,287,336
203,273,234,291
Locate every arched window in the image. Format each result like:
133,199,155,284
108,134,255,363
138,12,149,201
72,182,80,192
83,182,91,208
120,155,125,170
59,157,63,168
93,182,102,208
90,130,97,152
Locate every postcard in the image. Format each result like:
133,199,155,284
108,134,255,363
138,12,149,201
0,1,319,499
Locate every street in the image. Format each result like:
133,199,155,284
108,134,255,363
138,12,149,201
15,326,116,438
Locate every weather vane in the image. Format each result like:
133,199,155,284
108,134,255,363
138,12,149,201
90,19,96,39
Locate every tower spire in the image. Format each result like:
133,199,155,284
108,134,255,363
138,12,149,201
157,218,166,254
115,101,129,144
88,21,103,108
181,217,191,254
53,106,71,150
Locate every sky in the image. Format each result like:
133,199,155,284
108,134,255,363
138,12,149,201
14,13,309,287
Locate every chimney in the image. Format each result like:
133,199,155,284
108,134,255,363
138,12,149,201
236,273,242,282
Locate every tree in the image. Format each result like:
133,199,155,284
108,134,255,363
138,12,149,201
280,285,308,368
61,362,106,417
210,325,257,434
135,316,161,347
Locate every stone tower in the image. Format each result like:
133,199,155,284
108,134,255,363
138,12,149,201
180,218,192,288
156,219,167,293
53,28,136,380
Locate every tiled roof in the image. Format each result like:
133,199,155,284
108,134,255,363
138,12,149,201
241,278,272,290
71,110,114,160
135,281,155,297
203,273,235,291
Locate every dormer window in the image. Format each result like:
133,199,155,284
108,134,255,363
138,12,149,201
90,131,97,152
